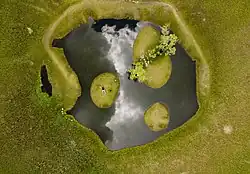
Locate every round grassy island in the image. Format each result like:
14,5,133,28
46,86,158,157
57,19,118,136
144,102,170,131
90,72,120,108
133,25,161,61
144,55,172,89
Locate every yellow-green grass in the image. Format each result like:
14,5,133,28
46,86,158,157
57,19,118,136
90,72,120,108
144,54,172,88
144,102,170,131
133,25,161,61
0,0,249,173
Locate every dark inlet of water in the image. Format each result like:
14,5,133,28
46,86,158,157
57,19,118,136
52,19,198,150
40,65,52,97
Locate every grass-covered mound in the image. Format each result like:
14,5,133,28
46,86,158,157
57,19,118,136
90,72,120,108
144,102,170,131
144,54,172,88
133,26,161,61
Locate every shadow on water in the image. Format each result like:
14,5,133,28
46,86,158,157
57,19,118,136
52,19,198,150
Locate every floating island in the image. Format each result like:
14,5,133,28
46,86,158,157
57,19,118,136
144,102,170,131
90,72,120,108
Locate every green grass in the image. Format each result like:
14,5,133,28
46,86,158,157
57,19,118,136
144,102,170,131
133,25,161,60
0,0,250,173
144,54,172,88
90,72,120,108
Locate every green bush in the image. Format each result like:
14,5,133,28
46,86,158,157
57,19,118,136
128,61,146,83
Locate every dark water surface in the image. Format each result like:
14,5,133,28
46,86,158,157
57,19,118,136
52,19,198,150
40,65,52,97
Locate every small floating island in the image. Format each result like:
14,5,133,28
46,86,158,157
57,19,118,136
144,102,170,131
133,26,161,61
90,72,120,108
144,54,172,88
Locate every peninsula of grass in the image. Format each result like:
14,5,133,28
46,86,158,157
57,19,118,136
144,102,170,131
133,26,161,61
90,72,120,108
1,0,249,173
144,54,172,88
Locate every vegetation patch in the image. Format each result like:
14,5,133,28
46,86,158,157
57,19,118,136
133,26,161,61
90,72,120,108
144,54,172,88
128,24,178,87
144,102,170,131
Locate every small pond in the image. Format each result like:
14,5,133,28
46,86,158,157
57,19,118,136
52,19,198,150
40,65,52,97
